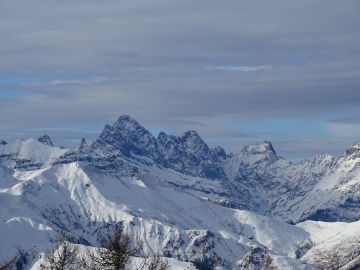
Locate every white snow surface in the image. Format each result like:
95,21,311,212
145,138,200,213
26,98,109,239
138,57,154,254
298,220,360,269
0,138,68,168
0,158,313,269
1,132,360,269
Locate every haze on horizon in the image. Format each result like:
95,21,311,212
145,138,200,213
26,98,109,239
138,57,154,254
1,0,360,162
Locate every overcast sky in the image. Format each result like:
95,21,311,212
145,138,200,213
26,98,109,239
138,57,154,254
1,0,360,161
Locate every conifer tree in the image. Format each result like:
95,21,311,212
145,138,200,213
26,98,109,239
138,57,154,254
0,253,18,270
40,232,81,270
84,223,141,270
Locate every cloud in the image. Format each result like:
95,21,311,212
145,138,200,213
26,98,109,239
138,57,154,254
207,66,272,72
328,114,360,124
19,77,119,87
327,122,360,138
0,0,360,160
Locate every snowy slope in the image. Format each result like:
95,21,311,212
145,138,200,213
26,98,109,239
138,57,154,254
1,160,314,269
0,138,68,170
270,146,360,223
298,220,360,269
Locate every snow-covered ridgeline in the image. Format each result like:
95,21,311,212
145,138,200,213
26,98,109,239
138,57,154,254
2,115,360,269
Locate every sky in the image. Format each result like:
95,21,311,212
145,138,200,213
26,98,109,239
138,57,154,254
1,0,360,162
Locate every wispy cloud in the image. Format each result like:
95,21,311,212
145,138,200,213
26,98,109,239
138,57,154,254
20,77,120,87
327,122,360,138
207,65,272,72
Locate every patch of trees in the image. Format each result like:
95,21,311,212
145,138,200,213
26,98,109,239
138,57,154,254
40,233,80,270
0,253,18,270
40,223,171,270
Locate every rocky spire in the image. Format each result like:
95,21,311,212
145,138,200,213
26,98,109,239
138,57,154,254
96,115,161,161
38,134,54,147
242,141,276,155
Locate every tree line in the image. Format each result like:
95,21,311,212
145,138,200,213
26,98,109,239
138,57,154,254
1,223,171,270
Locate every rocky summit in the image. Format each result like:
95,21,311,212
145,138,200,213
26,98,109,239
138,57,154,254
38,134,54,147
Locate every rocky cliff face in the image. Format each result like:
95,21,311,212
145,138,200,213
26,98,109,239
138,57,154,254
95,115,162,163
38,134,54,147
91,115,226,180
269,146,360,223
157,130,227,180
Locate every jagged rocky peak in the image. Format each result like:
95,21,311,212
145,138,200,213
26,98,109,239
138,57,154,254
298,159,310,166
157,131,172,143
157,130,226,179
157,132,185,171
97,115,160,160
242,141,276,155
37,134,54,147
345,143,360,159
157,132,178,153
180,130,201,141
212,146,227,160
113,115,142,131
179,130,212,158
112,115,155,141
157,131,167,139
75,138,91,152
0,140,7,145
308,153,334,168
159,129,213,160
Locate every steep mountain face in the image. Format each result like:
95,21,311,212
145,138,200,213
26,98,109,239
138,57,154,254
96,115,162,163
93,115,226,180
298,220,360,269
38,134,54,147
157,130,227,180
269,147,360,223
2,115,360,269
222,141,293,213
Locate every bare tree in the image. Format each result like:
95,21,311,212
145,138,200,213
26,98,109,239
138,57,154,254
42,224,171,270
84,223,141,270
0,253,18,270
40,232,81,270
139,254,171,270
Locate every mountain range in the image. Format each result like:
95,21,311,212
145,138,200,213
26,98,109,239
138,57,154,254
1,115,360,269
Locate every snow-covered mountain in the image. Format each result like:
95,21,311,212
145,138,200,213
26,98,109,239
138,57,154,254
1,115,360,269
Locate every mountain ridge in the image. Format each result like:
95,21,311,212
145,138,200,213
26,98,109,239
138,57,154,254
2,115,360,269
4,115,360,223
